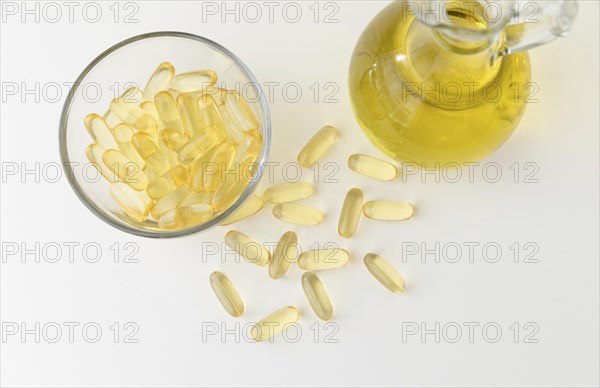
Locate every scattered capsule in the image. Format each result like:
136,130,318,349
110,88,157,134
158,203,213,229
197,94,226,141
143,62,175,101
109,182,153,222
220,195,265,226
84,114,118,150
223,92,259,132
263,182,314,204
178,132,220,165
301,272,334,320
297,125,339,168
348,154,398,181
151,185,190,220
86,144,118,183
177,93,205,137
272,203,324,226
154,91,186,134
224,230,271,266
113,123,146,169
363,253,406,293
209,271,245,318
298,248,350,270
161,128,190,152
146,165,189,199
171,70,217,92
249,306,300,342
269,231,299,279
338,188,364,238
102,149,148,191
363,201,415,221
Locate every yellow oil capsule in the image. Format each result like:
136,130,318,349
84,114,118,150
338,188,364,238
363,200,415,221
140,101,161,129
234,129,263,163
363,253,406,293
263,182,314,204
219,106,245,144
113,123,146,169
177,93,205,138
207,143,237,191
158,203,213,229
131,133,172,176
203,86,228,106
220,195,265,226
209,271,245,318
178,132,220,165
110,90,157,134
181,191,213,207
249,306,300,342
301,272,334,320
224,230,271,266
154,91,186,134
272,203,324,226
102,149,148,191
143,62,175,101
85,144,118,183
348,154,398,181
223,92,259,132
161,128,190,152
120,85,143,104
297,125,339,168
131,132,159,159
146,165,189,199
171,70,217,92
109,182,153,222
103,108,121,128
269,231,299,279
150,185,190,220
197,94,226,139
211,177,247,213
298,248,350,270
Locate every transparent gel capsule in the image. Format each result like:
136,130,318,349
171,70,217,93
297,126,339,168
220,195,265,226
85,144,118,183
113,123,146,169
177,92,205,137
146,165,189,199
84,114,118,150
143,62,175,101
302,272,334,320
103,108,121,128
364,253,406,293
109,182,153,222
363,200,415,221
161,128,190,152
150,185,190,220
234,129,263,163
211,161,257,213
131,132,171,176
338,188,364,238
197,94,226,140
272,203,324,226
264,182,314,204
110,88,157,134
348,154,398,181
249,306,300,342
154,91,186,134
269,231,299,279
219,106,245,144
178,132,220,165
224,230,271,266
298,248,350,270
209,271,245,318
102,149,148,191
140,101,161,128
203,143,236,191
181,191,213,207
158,203,213,230
223,92,259,132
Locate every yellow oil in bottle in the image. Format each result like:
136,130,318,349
349,1,531,168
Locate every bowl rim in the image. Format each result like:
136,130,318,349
59,31,271,238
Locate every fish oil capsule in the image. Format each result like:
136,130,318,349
209,271,245,318
109,182,153,222
143,62,175,101
181,191,213,207
234,129,263,163
297,125,339,168
178,132,220,165
211,177,247,213
147,165,189,199
263,182,315,204
363,253,406,293
301,272,334,320
272,203,324,226
224,230,271,266
202,143,236,191
158,203,213,229
132,132,172,176
219,106,245,144
113,124,146,169
348,154,398,181
151,185,190,220
110,89,157,134
154,91,186,134
84,114,118,150
103,108,121,128
223,92,259,132
249,306,300,342
171,70,217,93
298,248,350,270
363,200,415,221
177,93,205,137
140,101,161,129
102,149,148,191
220,195,265,226
197,95,226,139
338,188,364,238
269,231,299,279
86,144,118,183
161,128,190,152
131,132,159,159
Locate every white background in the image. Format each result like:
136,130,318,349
1,1,599,387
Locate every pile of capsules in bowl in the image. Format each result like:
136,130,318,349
84,62,263,230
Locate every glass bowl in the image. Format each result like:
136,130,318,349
59,31,271,238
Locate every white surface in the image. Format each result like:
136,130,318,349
1,1,598,387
